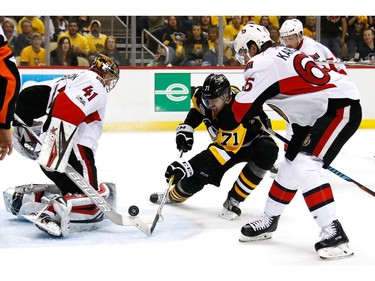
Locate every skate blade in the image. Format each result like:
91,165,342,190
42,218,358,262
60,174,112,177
219,208,239,220
317,242,354,260
239,232,273,242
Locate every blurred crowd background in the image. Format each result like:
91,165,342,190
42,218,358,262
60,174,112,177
1,16,374,67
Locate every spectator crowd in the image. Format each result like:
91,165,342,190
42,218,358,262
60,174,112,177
1,16,375,67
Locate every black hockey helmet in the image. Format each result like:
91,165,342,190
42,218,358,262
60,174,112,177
201,74,231,107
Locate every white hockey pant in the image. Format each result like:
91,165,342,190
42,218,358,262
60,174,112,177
265,153,337,227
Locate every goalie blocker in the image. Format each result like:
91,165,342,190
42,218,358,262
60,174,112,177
37,116,77,173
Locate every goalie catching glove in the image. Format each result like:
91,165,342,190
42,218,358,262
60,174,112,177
37,117,77,173
176,124,194,152
165,158,194,184
12,121,43,160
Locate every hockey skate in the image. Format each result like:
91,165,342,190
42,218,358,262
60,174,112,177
149,192,178,205
24,195,72,237
219,197,241,220
239,213,280,242
315,220,354,260
27,212,63,237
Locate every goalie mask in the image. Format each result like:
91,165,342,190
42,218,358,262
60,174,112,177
89,53,119,92
234,24,271,65
201,74,231,109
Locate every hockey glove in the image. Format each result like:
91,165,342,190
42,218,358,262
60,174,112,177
176,124,194,152
285,123,312,161
259,110,272,129
12,121,43,160
165,158,194,184
252,111,272,130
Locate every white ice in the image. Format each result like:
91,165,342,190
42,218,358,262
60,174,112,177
1,129,375,281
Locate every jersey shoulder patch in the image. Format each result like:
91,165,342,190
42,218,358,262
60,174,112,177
231,85,240,95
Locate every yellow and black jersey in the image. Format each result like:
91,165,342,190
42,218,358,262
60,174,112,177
183,86,264,164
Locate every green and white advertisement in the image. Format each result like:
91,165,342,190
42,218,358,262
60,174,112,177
154,73,191,112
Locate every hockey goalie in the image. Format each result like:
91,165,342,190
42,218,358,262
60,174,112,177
4,53,120,237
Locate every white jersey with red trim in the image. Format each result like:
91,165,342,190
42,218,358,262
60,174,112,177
48,70,107,154
233,46,360,126
299,36,346,74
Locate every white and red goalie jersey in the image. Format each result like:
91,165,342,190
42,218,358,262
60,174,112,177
37,70,108,172
233,46,360,126
48,70,108,153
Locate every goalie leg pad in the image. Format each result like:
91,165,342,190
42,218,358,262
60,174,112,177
37,116,77,173
19,201,48,219
51,196,72,237
102,182,117,210
3,190,26,215
65,182,111,226
3,184,61,216
3,188,41,216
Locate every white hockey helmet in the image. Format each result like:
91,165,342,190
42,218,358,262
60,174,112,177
233,24,271,65
279,19,304,45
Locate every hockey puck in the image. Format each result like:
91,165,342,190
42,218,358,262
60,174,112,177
128,205,139,216
150,193,159,203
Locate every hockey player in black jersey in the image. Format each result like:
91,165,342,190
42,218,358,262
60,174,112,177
150,73,278,220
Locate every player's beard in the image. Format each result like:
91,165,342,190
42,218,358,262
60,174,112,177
211,107,219,119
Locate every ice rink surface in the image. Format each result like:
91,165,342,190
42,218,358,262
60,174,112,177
1,129,374,281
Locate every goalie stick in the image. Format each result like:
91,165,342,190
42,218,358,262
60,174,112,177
259,121,375,198
13,114,154,236
150,149,184,235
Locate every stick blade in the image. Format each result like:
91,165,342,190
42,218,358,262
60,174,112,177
134,218,151,237
150,214,160,235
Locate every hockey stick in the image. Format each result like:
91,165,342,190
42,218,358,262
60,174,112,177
261,122,375,198
13,114,153,236
150,149,184,235
315,60,375,66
